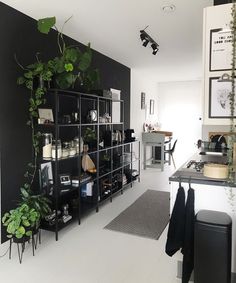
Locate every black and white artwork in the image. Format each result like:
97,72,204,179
40,162,53,189
209,77,236,118
141,92,145,109
150,99,154,115
209,28,232,71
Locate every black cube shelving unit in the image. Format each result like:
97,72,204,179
38,89,140,240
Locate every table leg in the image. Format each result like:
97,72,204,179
161,142,164,171
144,143,146,170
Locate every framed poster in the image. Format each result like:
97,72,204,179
209,28,232,71
209,77,236,118
141,92,145,109
150,99,154,115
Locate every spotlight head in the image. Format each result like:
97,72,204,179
140,32,145,41
151,43,159,55
152,49,158,55
140,31,149,47
143,39,149,47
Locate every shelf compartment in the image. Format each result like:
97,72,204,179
40,210,77,232
37,123,80,127
42,153,80,163
80,201,97,215
48,88,124,102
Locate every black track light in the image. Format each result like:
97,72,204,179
140,27,159,55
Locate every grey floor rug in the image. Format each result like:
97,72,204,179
104,190,170,240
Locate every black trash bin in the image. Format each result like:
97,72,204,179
194,210,232,283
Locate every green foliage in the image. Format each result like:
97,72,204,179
5,15,101,238
2,204,40,239
103,153,110,161
20,187,51,219
37,17,56,34
83,127,96,144
227,2,236,182
35,16,100,91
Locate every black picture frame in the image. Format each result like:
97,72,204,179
141,92,145,109
40,162,53,195
58,173,71,186
209,28,232,72
209,77,236,118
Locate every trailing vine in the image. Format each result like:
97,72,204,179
228,1,236,178
16,56,53,212
226,0,236,212
14,16,100,218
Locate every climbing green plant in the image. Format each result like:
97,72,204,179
228,1,236,181
226,1,236,212
37,16,100,90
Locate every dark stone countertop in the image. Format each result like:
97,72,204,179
169,152,233,187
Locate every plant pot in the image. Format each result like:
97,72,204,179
12,234,31,244
87,140,97,151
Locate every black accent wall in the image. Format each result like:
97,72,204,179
214,0,232,5
0,2,130,242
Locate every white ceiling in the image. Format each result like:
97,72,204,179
2,0,213,82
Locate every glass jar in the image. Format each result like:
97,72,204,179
73,137,84,154
42,133,53,159
62,141,70,158
73,137,80,154
69,140,76,156
51,139,62,159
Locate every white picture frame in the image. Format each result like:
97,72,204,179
38,108,54,123
209,28,232,72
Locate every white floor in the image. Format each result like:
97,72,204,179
0,167,181,283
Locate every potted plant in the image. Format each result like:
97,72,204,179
17,16,100,92
83,127,97,150
19,185,51,221
102,153,111,171
2,203,40,242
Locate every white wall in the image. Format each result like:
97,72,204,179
130,69,158,140
157,80,202,167
203,3,232,125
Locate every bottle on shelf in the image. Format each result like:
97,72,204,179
42,133,53,159
51,139,62,159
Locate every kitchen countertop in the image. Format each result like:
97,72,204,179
169,152,233,187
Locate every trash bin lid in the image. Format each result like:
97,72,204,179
196,210,232,226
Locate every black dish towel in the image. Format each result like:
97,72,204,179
165,186,186,256
181,188,195,283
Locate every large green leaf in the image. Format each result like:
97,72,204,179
79,52,92,72
20,187,29,198
54,57,65,74
37,17,56,34
22,219,30,227
25,230,32,237
17,77,26,85
65,48,80,63
17,226,25,235
56,72,76,89
2,212,9,223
